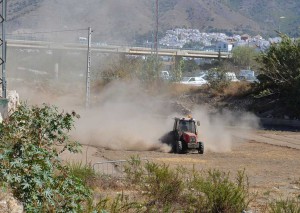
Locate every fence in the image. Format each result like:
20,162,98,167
93,159,149,178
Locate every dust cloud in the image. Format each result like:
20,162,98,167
191,107,259,152
10,78,259,153
71,81,172,152
71,81,259,153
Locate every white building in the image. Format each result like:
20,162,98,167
215,41,233,52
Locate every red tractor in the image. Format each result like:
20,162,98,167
160,117,204,154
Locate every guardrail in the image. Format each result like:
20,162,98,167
260,118,300,130
5,38,232,58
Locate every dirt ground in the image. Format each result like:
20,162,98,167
61,128,300,211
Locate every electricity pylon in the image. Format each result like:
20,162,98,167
0,0,7,98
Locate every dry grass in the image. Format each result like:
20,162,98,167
165,83,206,97
222,82,253,97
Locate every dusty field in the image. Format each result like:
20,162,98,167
62,128,300,211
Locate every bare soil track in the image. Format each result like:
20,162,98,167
62,129,300,211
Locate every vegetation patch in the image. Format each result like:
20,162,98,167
0,104,91,212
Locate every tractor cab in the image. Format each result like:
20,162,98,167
175,117,198,134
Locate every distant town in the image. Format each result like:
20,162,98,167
158,28,282,52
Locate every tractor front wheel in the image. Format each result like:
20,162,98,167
198,142,204,154
176,141,184,154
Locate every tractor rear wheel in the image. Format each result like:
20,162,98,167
198,142,204,154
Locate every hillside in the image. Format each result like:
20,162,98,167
6,0,300,43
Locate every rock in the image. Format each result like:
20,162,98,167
7,90,20,115
242,210,253,213
0,192,23,213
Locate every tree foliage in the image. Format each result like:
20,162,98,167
256,35,300,116
206,68,230,91
170,56,183,82
232,46,259,69
99,55,144,83
182,58,199,73
0,104,91,212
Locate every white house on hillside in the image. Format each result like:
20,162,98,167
216,41,233,52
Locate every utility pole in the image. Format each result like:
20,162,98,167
85,27,92,109
1,0,7,99
279,16,285,33
154,0,159,77
154,0,158,56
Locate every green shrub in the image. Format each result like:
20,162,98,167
88,193,144,213
142,163,184,205
0,104,91,212
185,169,253,213
67,162,97,187
124,156,253,212
124,155,146,185
207,68,230,92
269,198,300,213
256,35,300,117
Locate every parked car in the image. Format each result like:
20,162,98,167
238,70,259,82
180,76,208,86
160,70,171,81
199,71,239,82
225,72,239,82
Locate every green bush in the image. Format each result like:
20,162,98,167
269,198,300,213
207,68,230,92
123,156,253,212
124,155,145,185
89,192,144,213
142,163,184,205
0,104,91,212
67,162,97,188
256,35,300,117
185,169,253,213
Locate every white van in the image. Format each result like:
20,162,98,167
239,70,259,82
225,72,239,82
180,77,208,86
160,71,171,80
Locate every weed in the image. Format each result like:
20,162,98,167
89,192,144,213
67,162,97,187
142,162,184,205
123,155,145,185
184,169,254,213
254,88,273,98
263,190,272,196
269,198,300,213
223,81,253,97
124,156,254,212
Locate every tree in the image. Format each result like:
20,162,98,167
99,54,144,83
142,55,163,81
0,104,91,212
232,46,259,70
171,56,183,81
256,35,300,116
182,58,198,73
